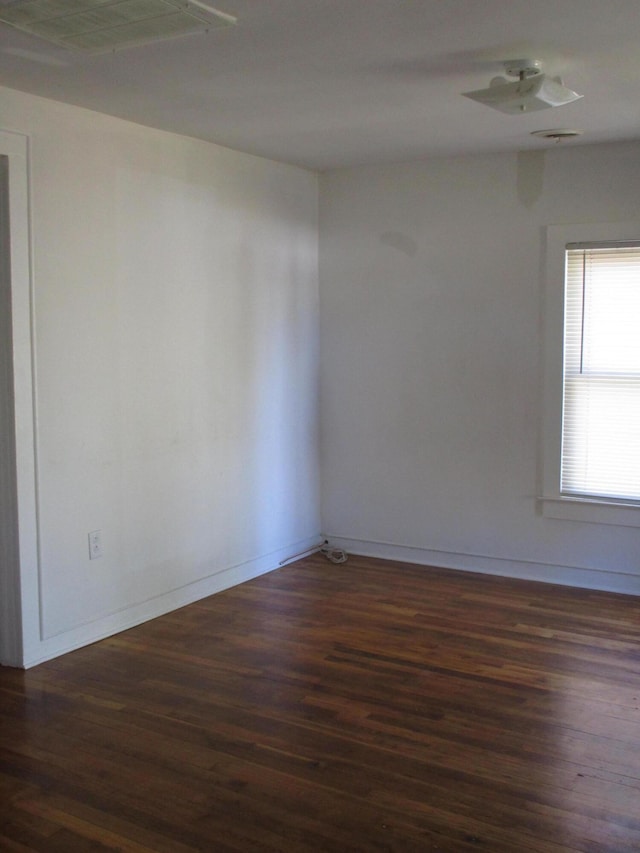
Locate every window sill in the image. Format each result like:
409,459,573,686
540,496,640,527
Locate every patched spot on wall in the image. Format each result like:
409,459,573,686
379,231,418,258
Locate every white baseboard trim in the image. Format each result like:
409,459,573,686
325,535,640,596
21,534,322,669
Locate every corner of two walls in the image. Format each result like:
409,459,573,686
6,82,640,668
318,144,640,596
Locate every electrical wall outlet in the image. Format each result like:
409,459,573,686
88,529,103,560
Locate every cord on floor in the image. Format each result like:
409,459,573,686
320,543,348,564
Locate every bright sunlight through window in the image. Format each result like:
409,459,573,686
562,243,640,502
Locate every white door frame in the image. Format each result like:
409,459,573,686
0,130,38,668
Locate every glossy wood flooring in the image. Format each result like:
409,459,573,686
2,555,640,852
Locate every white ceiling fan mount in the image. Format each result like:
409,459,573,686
502,59,543,79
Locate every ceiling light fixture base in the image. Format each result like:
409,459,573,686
504,59,543,79
462,58,583,115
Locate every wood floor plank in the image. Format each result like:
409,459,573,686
1,554,640,851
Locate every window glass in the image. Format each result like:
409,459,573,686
562,244,640,501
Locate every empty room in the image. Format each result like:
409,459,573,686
1,2,640,850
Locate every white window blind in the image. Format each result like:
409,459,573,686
562,243,640,501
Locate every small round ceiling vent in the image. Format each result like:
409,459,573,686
531,129,583,142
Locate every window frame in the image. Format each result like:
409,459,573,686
541,221,640,527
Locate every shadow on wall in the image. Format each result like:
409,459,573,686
517,150,546,208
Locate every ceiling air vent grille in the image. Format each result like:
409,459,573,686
0,0,236,52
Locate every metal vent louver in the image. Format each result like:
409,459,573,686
0,0,235,52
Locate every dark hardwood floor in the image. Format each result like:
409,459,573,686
1,554,640,852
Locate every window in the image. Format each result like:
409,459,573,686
562,243,640,501
542,223,640,526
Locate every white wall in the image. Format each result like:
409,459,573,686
3,82,639,667
319,143,640,593
1,86,320,666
